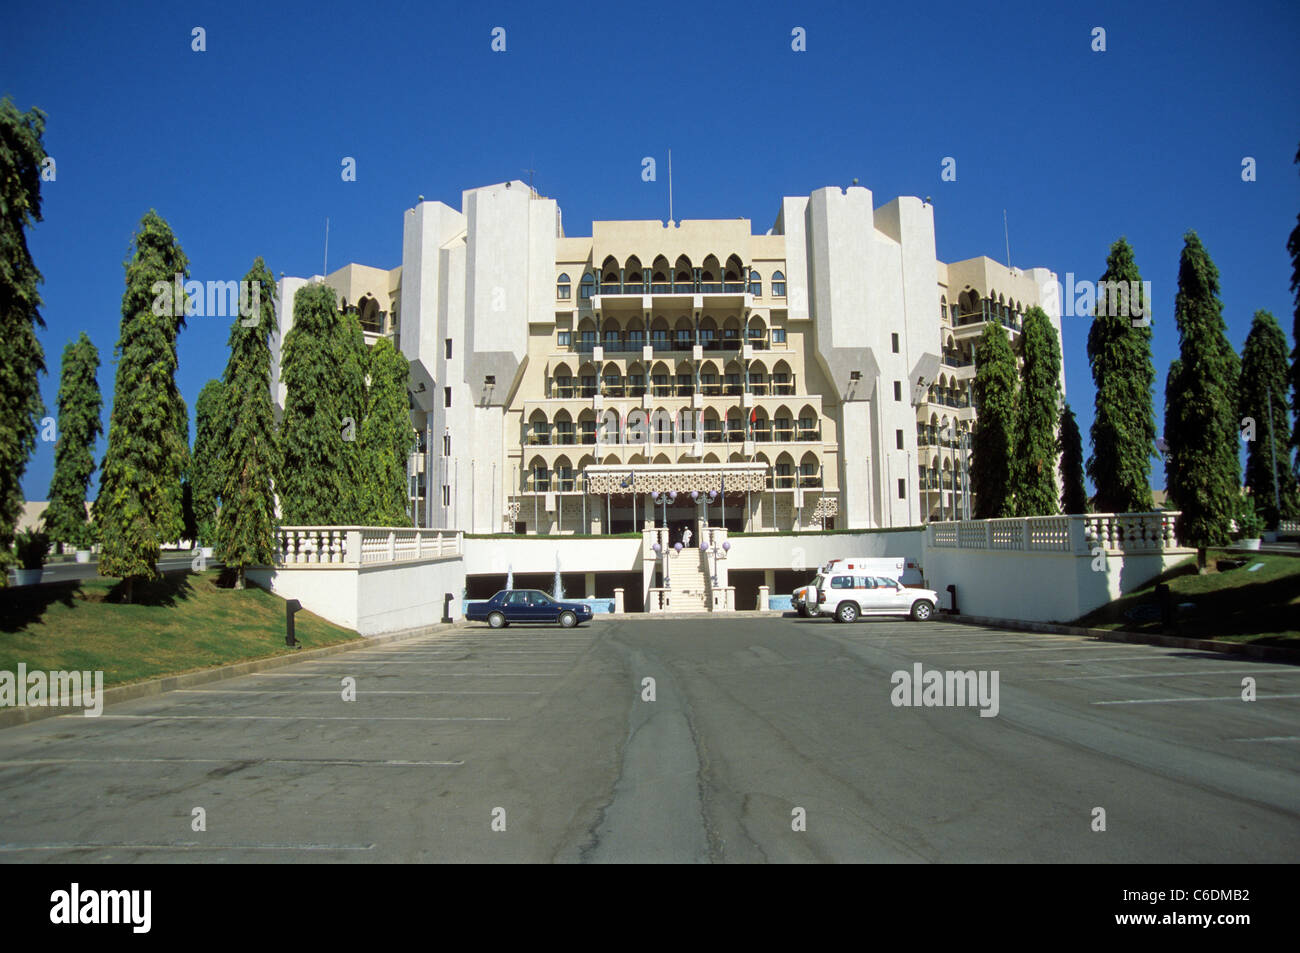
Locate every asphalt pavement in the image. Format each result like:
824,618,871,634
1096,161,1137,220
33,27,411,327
0,615,1295,862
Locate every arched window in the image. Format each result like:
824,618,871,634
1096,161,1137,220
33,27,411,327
580,273,595,300
556,273,571,300
532,462,550,492
749,271,762,297
771,271,786,297
554,457,574,491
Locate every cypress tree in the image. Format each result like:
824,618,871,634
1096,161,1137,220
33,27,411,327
1086,237,1156,512
1238,310,1299,527
0,98,48,576
43,333,102,551
217,258,279,588
95,211,191,600
970,321,1017,519
190,379,228,546
335,308,369,523
1012,305,1063,515
358,338,414,525
1289,142,1300,478
1164,231,1241,570
279,283,349,524
1058,402,1088,514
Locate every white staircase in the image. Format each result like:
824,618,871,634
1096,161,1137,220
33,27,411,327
643,523,736,612
664,549,710,611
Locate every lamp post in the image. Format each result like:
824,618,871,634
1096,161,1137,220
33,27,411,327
651,490,677,529
704,536,732,592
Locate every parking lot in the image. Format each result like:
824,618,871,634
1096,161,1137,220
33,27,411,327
0,614,1296,862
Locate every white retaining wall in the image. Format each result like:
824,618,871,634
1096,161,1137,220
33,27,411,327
923,549,1192,623
247,557,465,635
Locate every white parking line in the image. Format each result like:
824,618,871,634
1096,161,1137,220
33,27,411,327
917,645,1133,656
175,688,540,695
296,660,568,665
89,714,511,722
0,841,375,852
1033,669,1300,682
979,654,1180,666
1093,694,1300,705
252,672,561,678
344,653,578,659
0,757,464,766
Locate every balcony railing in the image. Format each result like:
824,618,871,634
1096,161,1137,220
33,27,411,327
276,527,461,567
545,379,804,402
955,311,1022,332
562,333,777,354
598,281,752,296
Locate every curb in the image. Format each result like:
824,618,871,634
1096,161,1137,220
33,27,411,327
0,620,470,730
936,613,1300,664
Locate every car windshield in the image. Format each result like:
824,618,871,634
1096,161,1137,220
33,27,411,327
811,575,824,588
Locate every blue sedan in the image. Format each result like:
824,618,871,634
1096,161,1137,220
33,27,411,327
466,590,593,628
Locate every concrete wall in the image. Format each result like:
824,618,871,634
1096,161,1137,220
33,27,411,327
247,555,466,636
461,535,643,575
726,528,924,573
922,548,1193,624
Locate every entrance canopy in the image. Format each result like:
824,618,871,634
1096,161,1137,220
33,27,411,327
584,462,766,495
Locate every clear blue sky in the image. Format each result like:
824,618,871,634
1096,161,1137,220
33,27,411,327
6,0,1298,500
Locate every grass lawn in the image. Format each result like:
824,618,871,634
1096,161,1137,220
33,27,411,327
1075,550,1300,646
0,569,361,688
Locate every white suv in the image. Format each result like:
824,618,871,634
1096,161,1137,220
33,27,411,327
809,573,938,623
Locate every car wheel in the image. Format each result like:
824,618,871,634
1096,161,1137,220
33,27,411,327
797,604,810,617
488,611,506,629
559,610,577,628
836,602,858,624
910,600,934,622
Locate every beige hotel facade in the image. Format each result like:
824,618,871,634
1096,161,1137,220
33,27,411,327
271,180,1063,535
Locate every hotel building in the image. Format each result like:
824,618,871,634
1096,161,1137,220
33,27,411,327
272,181,1063,535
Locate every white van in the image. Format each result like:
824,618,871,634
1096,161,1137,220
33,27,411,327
819,557,922,586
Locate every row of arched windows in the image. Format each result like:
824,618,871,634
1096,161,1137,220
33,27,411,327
942,291,1026,332
548,359,796,399
524,405,821,447
916,417,970,447
559,314,786,352
558,260,785,299
525,450,822,491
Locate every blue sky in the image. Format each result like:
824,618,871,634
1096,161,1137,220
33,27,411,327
5,0,1299,500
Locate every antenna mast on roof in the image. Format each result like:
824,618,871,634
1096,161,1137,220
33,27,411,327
668,148,673,224
323,217,330,277
1003,209,1011,271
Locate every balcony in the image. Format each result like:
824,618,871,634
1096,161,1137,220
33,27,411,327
954,311,1022,333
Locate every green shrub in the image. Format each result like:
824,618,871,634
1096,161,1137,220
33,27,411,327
14,528,50,570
